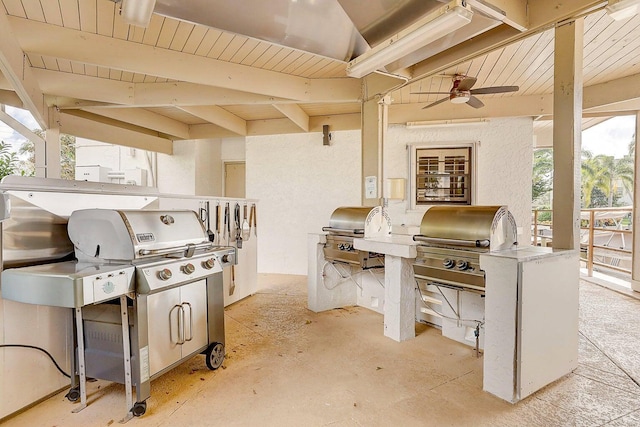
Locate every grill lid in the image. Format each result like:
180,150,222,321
417,205,517,251
327,207,374,231
68,209,208,262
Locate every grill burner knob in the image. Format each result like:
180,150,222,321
182,263,195,275
202,258,216,269
158,268,172,281
443,259,455,269
456,260,469,270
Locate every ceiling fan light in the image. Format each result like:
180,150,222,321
450,95,470,104
450,90,471,104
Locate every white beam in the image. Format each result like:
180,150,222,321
179,106,247,136
34,68,134,105
273,104,309,132
0,90,23,108
9,17,310,101
45,124,61,178
389,93,553,123
632,111,640,292
57,111,173,154
584,72,640,110
82,107,190,139
0,12,47,128
135,82,290,106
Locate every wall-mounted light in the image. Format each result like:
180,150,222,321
346,0,473,79
120,0,157,27
607,0,640,20
322,124,332,146
406,118,489,129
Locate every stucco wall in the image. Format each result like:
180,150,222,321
245,131,361,275
384,118,534,241
247,118,533,275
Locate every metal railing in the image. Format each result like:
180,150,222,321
532,207,633,278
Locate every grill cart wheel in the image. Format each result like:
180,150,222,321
66,387,80,402
205,342,225,370
132,401,147,417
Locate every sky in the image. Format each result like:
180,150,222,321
582,115,636,159
0,105,41,151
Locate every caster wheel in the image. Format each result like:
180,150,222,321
132,401,147,417
205,342,225,370
66,388,80,402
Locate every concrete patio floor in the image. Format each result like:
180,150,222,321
2,274,640,426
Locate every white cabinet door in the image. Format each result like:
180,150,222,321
179,280,208,357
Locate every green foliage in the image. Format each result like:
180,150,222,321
532,149,553,203
19,130,76,179
581,151,633,208
0,141,20,179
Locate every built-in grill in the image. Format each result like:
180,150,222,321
322,207,384,269
3,208,236,419
412,206,517,293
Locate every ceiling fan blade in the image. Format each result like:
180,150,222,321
422,97,449,109
470,85,519,95
411,91,451,95
466,96,484,109
457,76,477,91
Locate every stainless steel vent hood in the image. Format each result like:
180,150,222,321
151,0,510,75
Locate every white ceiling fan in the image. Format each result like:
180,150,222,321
412,74,519,109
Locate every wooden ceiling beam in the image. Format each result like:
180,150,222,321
81,107,190,139
0,90,23,108
273,104,309,132
8,16,360,103
390,93,553,123
179,106,247,136
57,110,173,154
0,11,47,128
34,68,134,105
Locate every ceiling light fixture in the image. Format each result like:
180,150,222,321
120,0,157,27
606,0,640,20
346,0,473,79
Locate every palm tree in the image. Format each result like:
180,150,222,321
532,148,553,205
581,152,634,208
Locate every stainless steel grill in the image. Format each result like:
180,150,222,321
69,208,235,417
3,208,236,419
322,207,383,269
412,206,517,293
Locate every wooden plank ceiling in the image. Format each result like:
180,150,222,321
1,0,640,151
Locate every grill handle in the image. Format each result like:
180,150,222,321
138,242,212,257
321,227,364,237
412,235,490,248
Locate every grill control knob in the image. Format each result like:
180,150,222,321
158,268,172,281
182,263,195,275
221,254,231,263
443,259,455,269
202,258,216,270
456,260,469,270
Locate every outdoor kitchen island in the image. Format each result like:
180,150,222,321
309,232,579,403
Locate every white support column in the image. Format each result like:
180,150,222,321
632,112,640,292
552,19,584,250
45,123,61,179
383,255,416,342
